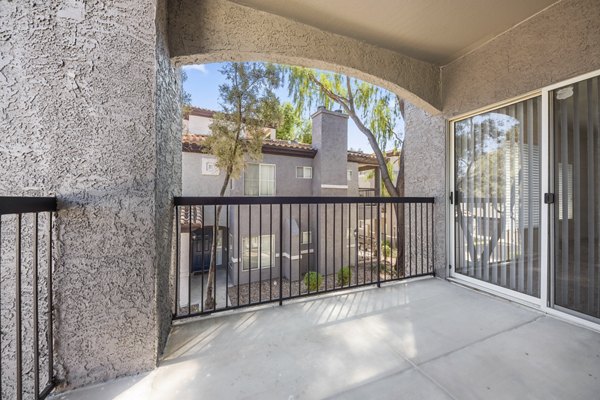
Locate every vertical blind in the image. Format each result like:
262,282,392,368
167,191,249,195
553,75,600,320
454,97,541,297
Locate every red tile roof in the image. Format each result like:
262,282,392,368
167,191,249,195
186,107,216,119
182,134,379,165
182,134,317,158
347,150,379,165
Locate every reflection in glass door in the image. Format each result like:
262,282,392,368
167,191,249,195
453,97,541,297
552,75,600,320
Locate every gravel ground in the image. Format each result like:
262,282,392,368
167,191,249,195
177,260,408,314
229,262,405,306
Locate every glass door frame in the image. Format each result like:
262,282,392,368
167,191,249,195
447,68,600,331
447,91,542,306
543,68,600,327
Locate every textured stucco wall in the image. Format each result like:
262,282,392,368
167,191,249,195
347,162,359,196
155,0,182,362
183,151,315,197
182,152,232,196
442,0,600,117
403,103,447,278
168,0,442,114
312,109,350,196
1,0,180,392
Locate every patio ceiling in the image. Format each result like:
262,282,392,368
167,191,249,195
231,0,559,64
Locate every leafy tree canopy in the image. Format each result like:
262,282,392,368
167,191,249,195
202,62,281,310
206,62,282,185
285,66,405,196
276,102,313,144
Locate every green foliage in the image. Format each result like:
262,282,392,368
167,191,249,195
285,66,404,151
303,271,323,292
276,102,312,143
382,244,392,257
285,65,405,196
181,69,192,119
296,119,312,144
337,266,352,286
276,102,298,140
205,63,282,186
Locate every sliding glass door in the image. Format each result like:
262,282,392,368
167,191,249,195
453,97,541,298
552,75,600,320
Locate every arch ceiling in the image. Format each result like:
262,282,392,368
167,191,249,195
168,0,558,114
230,0,557,65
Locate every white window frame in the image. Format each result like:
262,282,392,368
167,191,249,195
296,166,312,179
347,169,353,181
301,231,312,244
201,157,220,175
241,234,275,271
244,163,276,196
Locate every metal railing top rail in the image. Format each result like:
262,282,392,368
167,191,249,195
0,197,57,215
175,196,435,206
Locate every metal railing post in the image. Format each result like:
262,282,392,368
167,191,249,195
377,203,381,288
279,203,283,306
16,213,22,400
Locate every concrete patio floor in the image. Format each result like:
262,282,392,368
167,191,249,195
51,278,600,400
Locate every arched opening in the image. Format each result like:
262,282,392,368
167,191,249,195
167,0,442,115
170,58,445,320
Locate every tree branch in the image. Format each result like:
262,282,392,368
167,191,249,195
346,76,354,111
347,112,399,197
307,74,350,111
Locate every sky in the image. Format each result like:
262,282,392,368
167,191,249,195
182,62,387,152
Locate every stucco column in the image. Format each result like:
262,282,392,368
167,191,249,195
1,0,181,393
403,103,447,278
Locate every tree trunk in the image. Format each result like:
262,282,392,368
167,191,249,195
204,170,231,310
393,148,406,276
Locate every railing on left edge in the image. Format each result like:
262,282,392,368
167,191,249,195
173,196,435,319
0,197,57,400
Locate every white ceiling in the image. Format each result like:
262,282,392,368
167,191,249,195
231,0,559,65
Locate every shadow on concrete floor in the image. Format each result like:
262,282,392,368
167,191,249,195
51,278,600,400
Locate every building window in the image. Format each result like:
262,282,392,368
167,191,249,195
301,231,312,244
202,157,220,175
347,169,353,181
242,235,274,270
245,163,276,196
296,166,312,179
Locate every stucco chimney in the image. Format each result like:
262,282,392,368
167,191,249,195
311,107,349,195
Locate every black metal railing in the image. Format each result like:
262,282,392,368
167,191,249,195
0,197,57,400
173,196,434,319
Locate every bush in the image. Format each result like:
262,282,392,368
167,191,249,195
303,271,323,292
337,266,352,286
382,244,392,257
